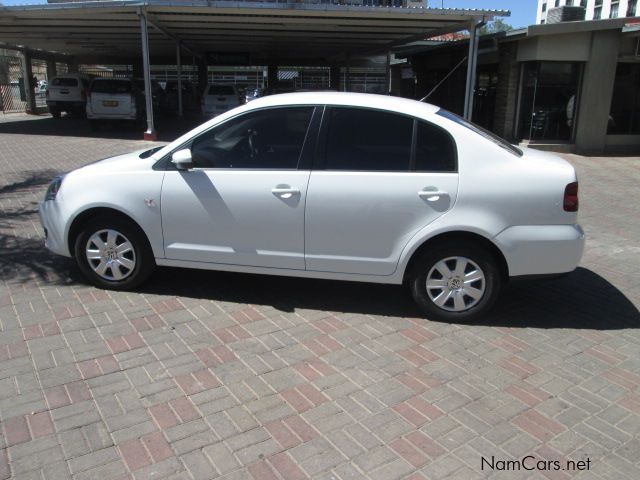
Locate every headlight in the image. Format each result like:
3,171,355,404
44,175,65,201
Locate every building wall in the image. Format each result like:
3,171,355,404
537,0,638,24
517,32,592,61
492,41,519,141
574,29,621,153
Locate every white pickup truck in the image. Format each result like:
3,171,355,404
46,74,91,118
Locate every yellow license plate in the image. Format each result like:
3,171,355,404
102,100,118,107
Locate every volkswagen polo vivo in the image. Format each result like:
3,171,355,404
39,92,585,321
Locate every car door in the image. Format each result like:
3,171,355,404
161,106,317,269
305,107,459,276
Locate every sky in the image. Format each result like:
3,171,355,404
1,0,537,28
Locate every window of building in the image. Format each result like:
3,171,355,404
594,6,602,19
415,121,457,172
608,63,640,134
324,108,413,171
542,2,547,13
190,107,313,169
517,62,582,142
555,0,560,7
628,0,637,16
610,1,620,17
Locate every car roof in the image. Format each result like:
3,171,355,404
245,92,440,115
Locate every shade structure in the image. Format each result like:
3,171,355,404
0,1,508,64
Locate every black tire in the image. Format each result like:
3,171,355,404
408,241,503,322
89,120,99,131
50,108,61,118
73,216,155,290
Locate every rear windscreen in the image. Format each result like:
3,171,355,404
91,80,132,94
207,86,235,95
51,78,78,87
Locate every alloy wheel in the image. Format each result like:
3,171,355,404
425,256,486,312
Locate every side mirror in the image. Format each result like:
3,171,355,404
171,148,194,170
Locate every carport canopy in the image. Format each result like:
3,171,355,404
0,0,509,137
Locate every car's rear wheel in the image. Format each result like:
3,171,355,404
409,242,502,322
50,108,61,118
73,217,155,290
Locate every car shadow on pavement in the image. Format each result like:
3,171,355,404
139,266,639,330
0,115,203,142
1,235,637,331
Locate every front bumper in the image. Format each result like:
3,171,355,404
39,201,71,257
495,224,585,277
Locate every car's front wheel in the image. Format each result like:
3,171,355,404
73,217,155,290
409,242,502,322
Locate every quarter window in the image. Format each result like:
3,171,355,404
190,107,313,169
324,107,413,171
415,122,457,172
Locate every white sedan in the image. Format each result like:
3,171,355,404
39,92,585,321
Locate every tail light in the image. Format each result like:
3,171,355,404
45,89,49,98
82,89,88,100
563,182,579,212
85,89,91,99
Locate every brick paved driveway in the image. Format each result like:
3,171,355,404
0,114,639,480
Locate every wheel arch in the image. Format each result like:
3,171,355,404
402,230,509,283
67,207,153,258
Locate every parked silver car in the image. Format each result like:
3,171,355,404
40,92,585,321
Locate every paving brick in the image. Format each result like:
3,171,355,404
119,438,152,471
268,452,308,480
142,431,174,463
3,415,31,446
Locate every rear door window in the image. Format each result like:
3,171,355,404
91,80,132,94
324,107,413,171
51,78,78,87
415,121,458,172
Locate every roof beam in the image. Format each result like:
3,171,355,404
141,10,202,58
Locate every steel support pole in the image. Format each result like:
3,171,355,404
345,54,351,92
21,50,36,114
463,21,480,120
176,42,183,117
139,11,157,140
385,51,392,95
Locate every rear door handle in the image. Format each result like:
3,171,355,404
418,190,448,201
272,187,300,199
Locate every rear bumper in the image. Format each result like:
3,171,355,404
47,100,85,109
495,224,585,277
39,201,71,257
86,111,138,120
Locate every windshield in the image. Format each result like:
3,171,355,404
91,80,132,94
437,109,523,157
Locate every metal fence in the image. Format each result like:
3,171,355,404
0,56,27,113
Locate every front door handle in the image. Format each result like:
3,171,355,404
272,187,300,199
418,189,448,201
